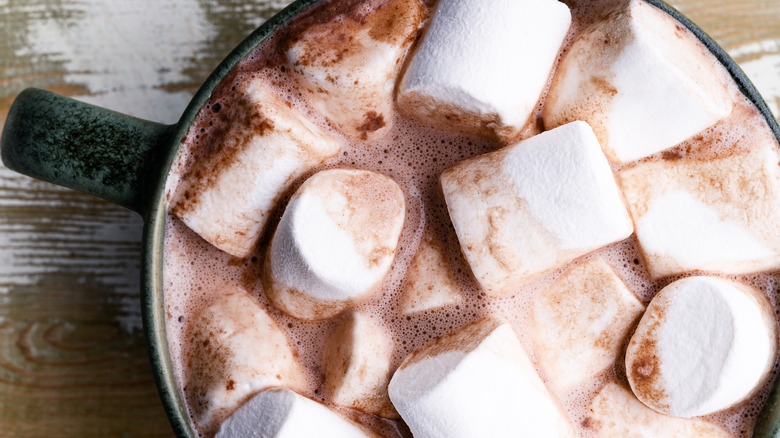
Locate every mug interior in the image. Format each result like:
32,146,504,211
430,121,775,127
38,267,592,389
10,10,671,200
140,0,780,436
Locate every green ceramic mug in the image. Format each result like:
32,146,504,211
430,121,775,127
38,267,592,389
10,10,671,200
2,0,780,436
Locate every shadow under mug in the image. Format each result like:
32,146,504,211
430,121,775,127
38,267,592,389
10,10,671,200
2,0,780,436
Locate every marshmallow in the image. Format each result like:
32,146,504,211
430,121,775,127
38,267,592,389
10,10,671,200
619,139,780,278
215,388,375,438
286,0,424,139
532,257,644,391
397,0,571,142
263,169,405,320
323,313,397,419
543,0,733,163
186,290,309,430
388,317,575,438
399,235,461,314
168,77,340,258
626,276,777,417
441,121,633,296
588,383,733,437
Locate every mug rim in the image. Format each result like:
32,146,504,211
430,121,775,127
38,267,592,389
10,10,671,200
139,0,780,436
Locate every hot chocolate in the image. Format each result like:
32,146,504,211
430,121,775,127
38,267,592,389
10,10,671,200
161,0,780,436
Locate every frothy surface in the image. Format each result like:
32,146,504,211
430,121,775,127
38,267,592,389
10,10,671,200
162,0,780,436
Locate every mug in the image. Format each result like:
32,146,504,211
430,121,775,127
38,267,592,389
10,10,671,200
2,0,780,436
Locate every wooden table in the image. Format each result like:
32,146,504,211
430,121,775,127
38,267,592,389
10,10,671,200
0,0,778,436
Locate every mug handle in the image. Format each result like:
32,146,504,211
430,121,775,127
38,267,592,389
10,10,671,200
0,88,174,216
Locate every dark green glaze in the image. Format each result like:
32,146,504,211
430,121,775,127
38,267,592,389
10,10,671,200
1,0,779,437
0,88,173,214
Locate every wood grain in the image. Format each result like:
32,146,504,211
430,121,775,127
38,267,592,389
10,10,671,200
0,0,778,436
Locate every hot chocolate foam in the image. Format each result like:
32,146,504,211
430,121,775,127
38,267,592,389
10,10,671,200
162,0,780,436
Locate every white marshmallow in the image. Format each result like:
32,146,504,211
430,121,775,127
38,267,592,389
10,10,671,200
397,0,571,141
215,388,375,438
168,77,340,258
441,121,633,296
589,383,734,437
532,258,644,391
287,0,424,139
543,0,733,163
619,139,780,278
399,235,461,314
186,290,309,430
388,317,575,438
626,276,777,417
323,313,397,419
263,169,405,320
